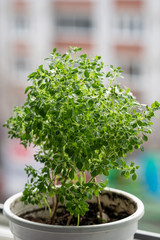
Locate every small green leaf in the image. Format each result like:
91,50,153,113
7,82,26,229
102,168,109,176
88,99,94,107
142,134,148,142
84,70,89,78
25,86,31,94
132,123,137,128
130,169,135,174
59,195,64,204
76,162,83,170
151,101,160,109
106,72,111,77
28,72,37,78
70,46,82,53
91,169,98,177
132,173,137,181
38,65,43,71
52,48,57,54
124,171,130,179
94,190,99,197
55,165,62,175
132,109,137,114
69,169,74,179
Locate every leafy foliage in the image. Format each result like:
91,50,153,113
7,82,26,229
4,47,160,225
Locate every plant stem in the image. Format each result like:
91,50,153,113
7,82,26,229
77,214,80,226
43,197,52,218
51,194,59,224
87,176,95,184
94,177,103,221
83,172,86,184
66,215,73,226
79,171,82,185
97,194,103,220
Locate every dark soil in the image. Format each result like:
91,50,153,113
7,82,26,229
19,202,130,226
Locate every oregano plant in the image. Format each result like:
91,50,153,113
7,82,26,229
4,47,160,225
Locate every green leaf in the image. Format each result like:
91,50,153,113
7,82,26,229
94,190,99,197
69,169,74,179
28,72,37,78
52,48,57,54
91,169,98,177
25,86,31,94
84,70,89,78
76,162,83,170
70,46,82,53
132,173,137,181
38,65,43,71
151,101,160,109
59,195,64,204
142,134,148,142
110,65,114,70
130,169,135,174
124,171,130,179
132,123,137,128
138,120,143,126
102,168,109,176
106,72,111,77
80,54,87,58
100,179,108,188
88,99,94,107
55,165,62,175
132,109,137,114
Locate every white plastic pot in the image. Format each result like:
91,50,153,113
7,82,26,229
3,188,144,240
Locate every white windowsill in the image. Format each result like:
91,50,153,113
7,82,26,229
0,226,13,240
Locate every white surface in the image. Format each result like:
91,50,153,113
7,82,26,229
0,226,13,240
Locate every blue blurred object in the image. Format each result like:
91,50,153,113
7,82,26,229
142,152,160,197
145,157,158,194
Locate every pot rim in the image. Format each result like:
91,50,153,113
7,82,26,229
3,187,144,233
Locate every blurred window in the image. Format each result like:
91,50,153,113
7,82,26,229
115,14,144,37
16,59,26,72
14,15,30,35
14,58,29,80
55,14,93,34
128,64,141,77
121,62,142,82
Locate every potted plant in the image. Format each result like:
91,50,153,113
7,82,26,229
3,47,160,240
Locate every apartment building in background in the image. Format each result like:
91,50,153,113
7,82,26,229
1,1,160,233
0,0,160,195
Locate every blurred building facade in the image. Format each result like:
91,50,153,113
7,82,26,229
0,0,160,232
